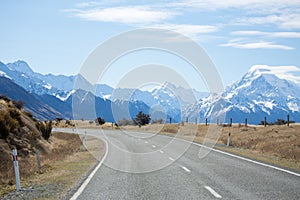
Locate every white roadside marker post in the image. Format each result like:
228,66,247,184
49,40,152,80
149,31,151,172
227,132,231,146
12,149,21,191
82,130,87,151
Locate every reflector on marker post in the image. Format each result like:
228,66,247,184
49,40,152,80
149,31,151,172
12,149,21,191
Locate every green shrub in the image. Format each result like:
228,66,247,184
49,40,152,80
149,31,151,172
0,116,9,139
36,121,52,141
12,100,24,110
0,95,10,102
0,110,19,139
8,108,22,126
95,117,105,125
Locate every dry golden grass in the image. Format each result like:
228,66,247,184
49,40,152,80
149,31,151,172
25,135,104,200
0,132,105,198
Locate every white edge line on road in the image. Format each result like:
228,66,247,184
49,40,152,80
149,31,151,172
152,145,156,148
204,186,222,199
169,157,175,161
174,137,300,177
181,166,191,173
70,138,109,200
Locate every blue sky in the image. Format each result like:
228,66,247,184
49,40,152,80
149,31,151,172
1,0,300,91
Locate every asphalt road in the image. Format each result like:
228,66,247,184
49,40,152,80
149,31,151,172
54,128,300,200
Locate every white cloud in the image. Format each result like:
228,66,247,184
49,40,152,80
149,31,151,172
237,13,300,29
70,6,177,24
171,0,300,10
151,24,218,39
220,40,294,50
171,1,300,29
249,65,300,84
231,31,300,38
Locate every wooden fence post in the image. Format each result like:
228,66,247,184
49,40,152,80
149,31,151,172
36,150,41,172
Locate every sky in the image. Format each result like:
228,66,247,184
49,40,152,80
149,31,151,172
1,0,300,91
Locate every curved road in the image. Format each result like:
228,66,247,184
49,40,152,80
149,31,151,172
54,128,300,200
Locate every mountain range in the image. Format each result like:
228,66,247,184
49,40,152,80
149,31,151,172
1,60,300,124
185,65,300,124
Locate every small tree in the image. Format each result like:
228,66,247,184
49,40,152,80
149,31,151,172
95,117,105,125
135,111,151,126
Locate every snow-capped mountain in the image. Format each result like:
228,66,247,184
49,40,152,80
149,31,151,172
1,60,206,121
1,60,76,100
105,82,208,122
185,65,300,124
4,60,298,124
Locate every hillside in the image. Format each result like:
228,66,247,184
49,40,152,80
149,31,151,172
0,96,51,184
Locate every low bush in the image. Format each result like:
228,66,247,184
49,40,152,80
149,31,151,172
0,110,19,139
95,117,105,125
36,121,52,141
12,100,24,110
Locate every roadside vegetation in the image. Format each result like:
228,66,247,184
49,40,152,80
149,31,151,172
0,96,104,199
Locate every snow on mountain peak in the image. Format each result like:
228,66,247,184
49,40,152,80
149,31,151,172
248,65,300,84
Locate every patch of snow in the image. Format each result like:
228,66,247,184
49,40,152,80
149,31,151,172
43,84,52,90
56,90,75,101
0,71,11,79
287,102,299,112
253,100,276,110
102,94,111,100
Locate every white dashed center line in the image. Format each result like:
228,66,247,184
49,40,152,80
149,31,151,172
168,157,175,161
204,186,222,199
181,166,191,173
152,145,156,148
159,150,164,153
144,141,148,144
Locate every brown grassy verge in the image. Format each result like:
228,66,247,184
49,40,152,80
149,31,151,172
0,132,105,199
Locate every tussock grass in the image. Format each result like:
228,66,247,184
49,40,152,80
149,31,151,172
0,132,83,196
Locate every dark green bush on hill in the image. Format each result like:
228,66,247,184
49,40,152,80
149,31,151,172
0,110,19,139
13,100,24,110
95,117,105,125
36,121,52,141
